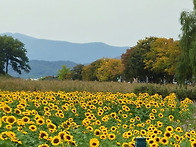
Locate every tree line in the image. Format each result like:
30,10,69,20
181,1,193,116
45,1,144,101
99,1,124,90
1,0,196,85
57,37,181,83
61,0,196,85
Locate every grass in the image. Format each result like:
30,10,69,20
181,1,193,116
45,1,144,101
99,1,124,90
1,76,196,99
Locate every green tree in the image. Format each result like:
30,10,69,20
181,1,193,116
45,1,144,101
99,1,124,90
0,35,31,74
70,64,84,80
57,65,70,80
0,39,5,74
176,0,196,84
121,37,157,82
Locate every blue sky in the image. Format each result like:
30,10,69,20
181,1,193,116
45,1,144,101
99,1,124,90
0,0,193,46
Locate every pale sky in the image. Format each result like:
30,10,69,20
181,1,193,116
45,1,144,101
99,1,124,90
0,0,193,46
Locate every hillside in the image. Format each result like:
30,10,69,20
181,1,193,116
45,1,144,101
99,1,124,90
8,60,77,79
1,33,129,64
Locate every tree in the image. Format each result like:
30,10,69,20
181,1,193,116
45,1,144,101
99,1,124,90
144,38,181,82
82,59,105,81
0,35,31,74
96,58,124,81
0,39,5,74
175,0,196,84
121,37,157,82
57,65,70,80
70,64,84,80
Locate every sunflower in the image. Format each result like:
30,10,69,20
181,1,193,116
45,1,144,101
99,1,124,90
149,115,155,120
6,115,16,125
122,114,128,119
36,117,45,126
164,131,172,138
2,105,12,113
47,122,57,130
87,126,94,132
148,138,155,145
89,138,100,147
97,111,103,116
64,134,73,142
122,132,129,139
140,129,146,136
158,113,164,118
59,113,64,118
154,137,160,143
14,108,21,115
160,137,169,145
168,115,174,121
94,129,101,136
39,131,49,139
110,112,117,118
22,116,30,124
29,125,37,132
151,109,157,113
108,133,116,140
100,134,107,140
130,118,135,123
51,136,61,146
2,116,7,123
191,140,196,147
0,118,2,127
157,121,163,128
190,130,196,135
70,141,77,146
5,125,12,130
175,126,183,133
149,143,158,147
135,116,141,121
42,100,48,105
122,142,129,147
95,120,101,125
173,134,181,142
0,132,8,140
146,119,151,125
128,142,135,147
44,106,50,112
38,144,50,147
145,103,151,109
111,126,117,132
185,132,191,138
166,126,173,132
122,124,128,129
58,131,67,140
116,142,121,146
62,105,69,111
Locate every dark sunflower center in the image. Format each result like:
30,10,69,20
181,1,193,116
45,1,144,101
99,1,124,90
54,138,59,143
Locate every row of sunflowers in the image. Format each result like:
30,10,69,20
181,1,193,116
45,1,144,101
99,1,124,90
0,90,195,147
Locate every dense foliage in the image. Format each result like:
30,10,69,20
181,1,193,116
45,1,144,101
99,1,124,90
175,1,196,85
121,37,181,83
0,35,30,74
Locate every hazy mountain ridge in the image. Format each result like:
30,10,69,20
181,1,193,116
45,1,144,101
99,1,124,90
9,60,77,79
1,33,129,64
1,33,129,78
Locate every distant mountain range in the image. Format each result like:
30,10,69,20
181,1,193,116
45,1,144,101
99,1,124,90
1,33,129,64
1,33,129,78
8,60,77,79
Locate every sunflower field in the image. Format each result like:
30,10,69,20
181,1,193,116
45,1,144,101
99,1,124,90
0,90,195,147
